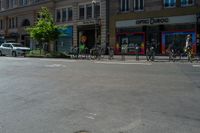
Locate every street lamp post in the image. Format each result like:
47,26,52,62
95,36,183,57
92,0,97,48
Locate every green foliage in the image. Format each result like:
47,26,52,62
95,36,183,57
26,7,60,43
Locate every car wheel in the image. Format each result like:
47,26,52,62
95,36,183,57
0,51,2,56
12,51,17,57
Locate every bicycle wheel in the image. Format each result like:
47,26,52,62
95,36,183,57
187,51,193,63
90,49,97,60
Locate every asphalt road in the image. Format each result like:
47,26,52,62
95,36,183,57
0,57,200,133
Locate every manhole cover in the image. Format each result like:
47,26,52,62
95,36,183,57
74,130,90,133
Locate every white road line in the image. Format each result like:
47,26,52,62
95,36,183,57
40,59,76,62
45,64,66,68
85,116,95,120
95,61,152,65
89,113,97,116
193,65,200,68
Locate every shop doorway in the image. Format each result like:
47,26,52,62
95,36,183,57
77,25,100,50
78,29,95,50
146,26,161,54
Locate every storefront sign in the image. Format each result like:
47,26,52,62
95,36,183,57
77,20,96,25
136,18,169,25
116,15,196,28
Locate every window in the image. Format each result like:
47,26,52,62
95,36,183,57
94,2,100,18
164,0,176,8
56,7,73,22
16,17,18,28
8,17,17,29
134,0,144,11
19,0,28,6
12,18,14,28
6,0,9,8
86,4,92,19
68,7,73,21
181,0,194,6
56,9,61,22
0,0,2,11
120,0,129,12
62,8,66,22
79,5,85,20
9,18,11,29
0,20,3,30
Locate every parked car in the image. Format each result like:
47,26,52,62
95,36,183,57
0,43,30,57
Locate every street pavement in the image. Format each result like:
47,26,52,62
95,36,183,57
0,57,200,133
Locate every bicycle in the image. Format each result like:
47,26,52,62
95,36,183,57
146,46,155,61
108,46,114,60
185,46,193,63
90,45,105,60
69,46,79,59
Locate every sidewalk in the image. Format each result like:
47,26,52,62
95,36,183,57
100,55,200,63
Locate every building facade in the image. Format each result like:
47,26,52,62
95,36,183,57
0,0,107,53
109,0,200,55
55,0,107,53
0,0,54,49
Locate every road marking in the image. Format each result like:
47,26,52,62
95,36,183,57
40,59,76,62
89,113,97,116
193,65,200,68
45,64,66,68
95,61,152,65
85,116,95,120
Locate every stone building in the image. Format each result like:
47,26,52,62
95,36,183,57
55,0,107,53
109,0,200,55
0,0,54,49
0,0,108,53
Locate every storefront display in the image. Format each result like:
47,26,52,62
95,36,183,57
161,31,196,54
57,26,73,53
116,32,145,55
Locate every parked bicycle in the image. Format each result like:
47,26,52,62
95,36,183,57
107,46,114,60
146,45,155,61
69,46,79,59
90,45,105,60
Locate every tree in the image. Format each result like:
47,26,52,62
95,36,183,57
27,7,60,52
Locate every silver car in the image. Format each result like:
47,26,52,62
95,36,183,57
0,43,30,57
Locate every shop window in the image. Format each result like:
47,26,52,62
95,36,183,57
134,0,144,11
68,7,73,21
79,5,85,20
120,0,129,12
116,33,145,55
181,0,194,6
162,31,196,54
164,0,176,8
62,8,66,22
